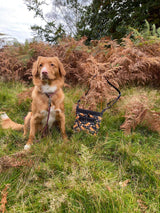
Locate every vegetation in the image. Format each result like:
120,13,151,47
0,22,160,212
0,33,17,48
25,0,88,42
0,33,160,91
0,81,160,212
25,0,160,42
78,0,160,41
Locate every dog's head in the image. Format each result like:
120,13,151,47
32,56,66,85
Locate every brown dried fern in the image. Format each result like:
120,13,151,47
0,151,32,172
120,96,160,134
0,184,10,213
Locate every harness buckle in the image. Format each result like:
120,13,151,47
48,96,52,107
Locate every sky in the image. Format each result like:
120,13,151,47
0,0,50,43
0,0,91,44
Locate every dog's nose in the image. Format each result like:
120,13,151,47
42,67,48,75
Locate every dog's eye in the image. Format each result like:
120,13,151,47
39,64,43,67
51,63,54,66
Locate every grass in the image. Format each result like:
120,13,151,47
0,81,160,212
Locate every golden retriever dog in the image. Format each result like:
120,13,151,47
0,56,67,150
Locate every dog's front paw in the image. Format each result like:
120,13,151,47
55,109,61,114
24,144,32,151
0,112,9,120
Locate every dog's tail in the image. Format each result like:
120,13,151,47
0,112,24,131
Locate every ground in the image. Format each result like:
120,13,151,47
0,82,160,212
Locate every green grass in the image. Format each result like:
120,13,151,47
0,82,160,212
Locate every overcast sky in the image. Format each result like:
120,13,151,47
0,0,50,43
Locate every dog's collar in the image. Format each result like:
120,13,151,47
45,91,57,98
45,91,57,107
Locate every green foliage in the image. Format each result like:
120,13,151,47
25,0,66,43
24,0,160,42
77,0,160,42
0,82,160,212
25,0,87,43
130,20,160,43
31,23,66,43
25,0,46,19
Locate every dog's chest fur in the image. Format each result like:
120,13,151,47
40,84,58,128
41,106,56,128
41,85,57,94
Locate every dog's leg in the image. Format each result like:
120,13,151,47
56,110,67,141
23,112,32,137
24,115,37,150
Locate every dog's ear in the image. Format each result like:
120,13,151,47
54,57,66,77
32,56,42,76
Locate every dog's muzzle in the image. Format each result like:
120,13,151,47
41,70,48,79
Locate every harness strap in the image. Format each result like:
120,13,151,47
77,76,121,115
101,78,121,114
41,91,57,138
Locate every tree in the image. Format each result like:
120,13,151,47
25,0,89,43
25,0,160,43
77,0,160,41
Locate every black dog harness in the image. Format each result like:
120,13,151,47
73,78,121,135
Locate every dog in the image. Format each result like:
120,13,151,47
0,56,67,150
